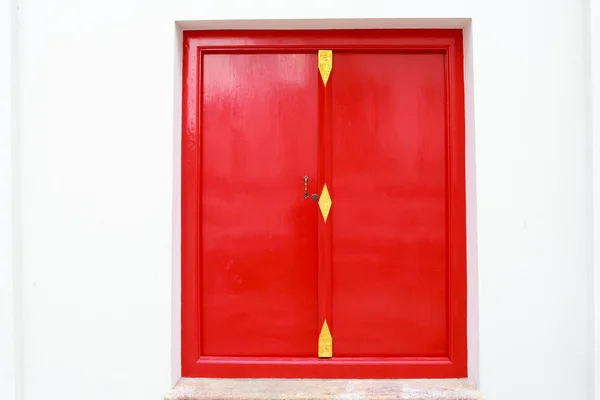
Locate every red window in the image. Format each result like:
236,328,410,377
181,29,467,378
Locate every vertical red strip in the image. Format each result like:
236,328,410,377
447,34,468,375
181,35,200,374
196,49,204,358
317,58,333,357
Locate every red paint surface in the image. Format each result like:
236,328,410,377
331,52,448,357
201,53,319,356
182,29,466,378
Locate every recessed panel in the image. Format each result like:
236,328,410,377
331,52,449,357
201,53,319,357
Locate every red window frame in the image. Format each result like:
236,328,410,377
181,29,467,379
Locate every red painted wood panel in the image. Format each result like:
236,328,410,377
200,53,319,356
181,29,466,378
331,52,448,357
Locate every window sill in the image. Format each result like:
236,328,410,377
165,378,482,400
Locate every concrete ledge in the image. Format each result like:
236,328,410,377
165,378,482,400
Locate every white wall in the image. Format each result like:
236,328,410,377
0,0,13,397
594,0,600,394
1,0,595,400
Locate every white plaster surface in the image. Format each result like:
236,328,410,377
0,0,19,398
592,0,600,398
0,0,596,399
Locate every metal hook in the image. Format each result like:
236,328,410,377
304,176,309,198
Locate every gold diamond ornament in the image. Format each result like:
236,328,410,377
318,184,332,223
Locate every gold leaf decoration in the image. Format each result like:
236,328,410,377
318,184,332,223
318,320,332,358
318,50,332,86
